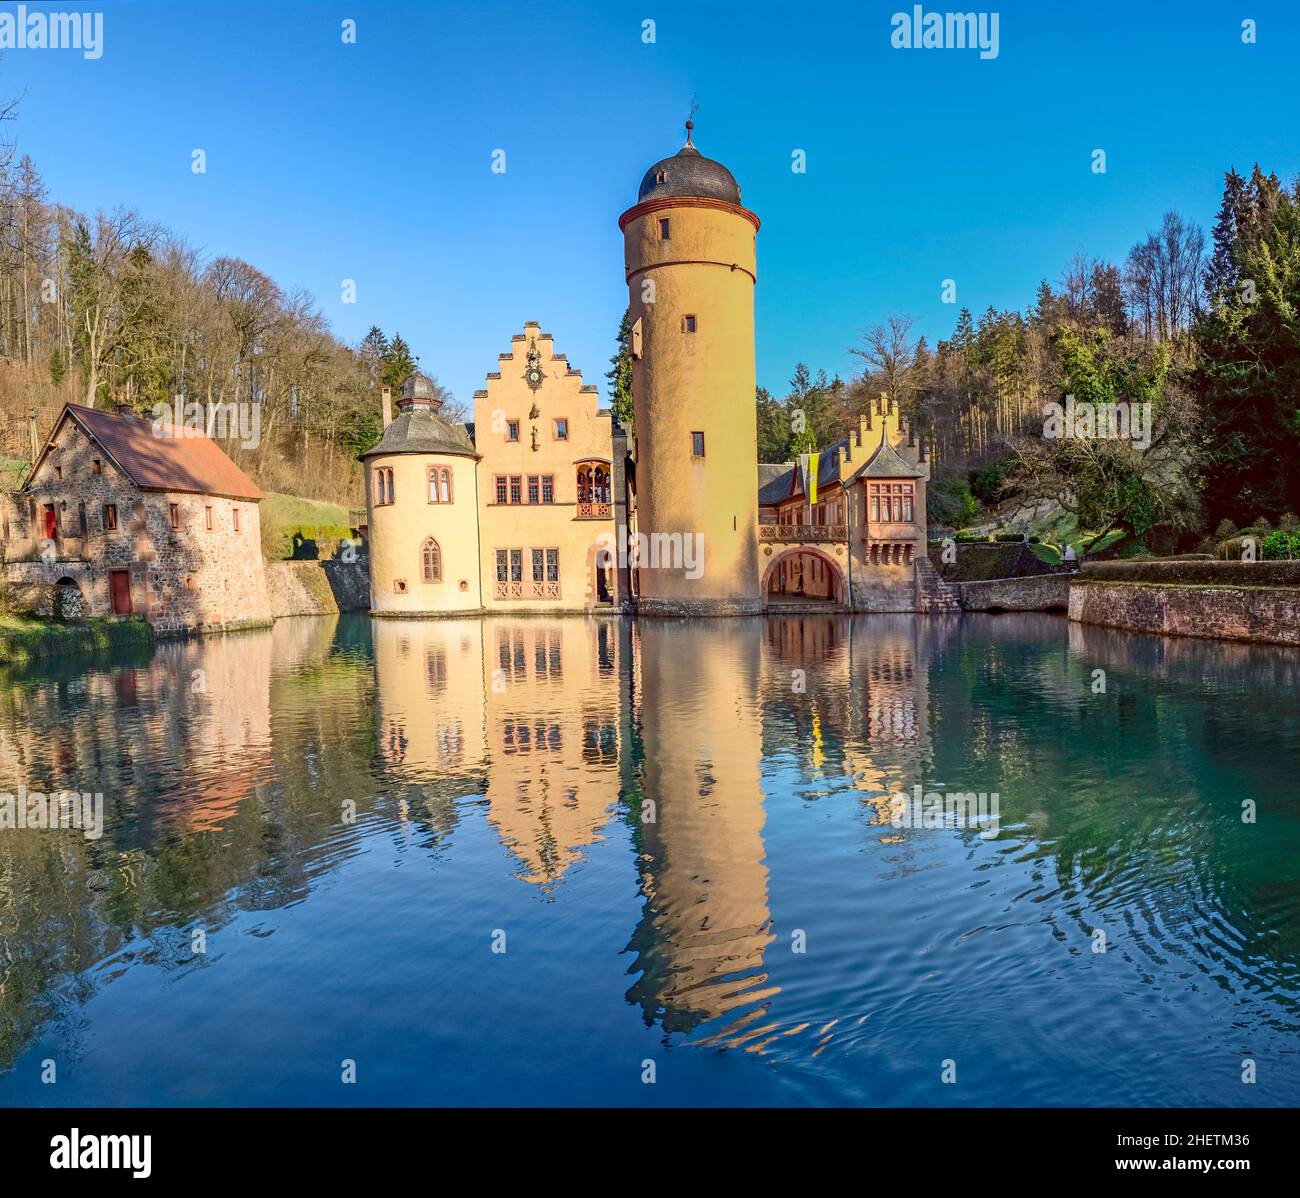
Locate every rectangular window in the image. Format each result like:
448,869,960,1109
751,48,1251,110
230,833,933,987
527,475,539,504
509,476,522,504
102,503,118,532
92,459,101,475
554,418,568,441
495,476,507,504
658,218,670,240
510,549,523,582
507,420,520,442
683,314,697,333
233,508,241,532
55,465,62,480
496,550,508,582
691,431,705,457
531,548,544,581
546,549,559,582
169,503,180,530
541,475,554,504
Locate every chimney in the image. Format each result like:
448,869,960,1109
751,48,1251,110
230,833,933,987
381,386,393,429
116,402,134,420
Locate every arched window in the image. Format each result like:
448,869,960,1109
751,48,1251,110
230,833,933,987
577,465,590,504
374,467,395,505
428,466,452,504
421,537,442,582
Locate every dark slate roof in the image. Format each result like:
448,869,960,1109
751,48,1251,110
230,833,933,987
854,427,923,479
402,372,440,401
638,144,742,205
34,404,264,500
758,462,794,505
359,406,480,462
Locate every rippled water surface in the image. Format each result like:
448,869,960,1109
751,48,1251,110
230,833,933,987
1,612,1298,1106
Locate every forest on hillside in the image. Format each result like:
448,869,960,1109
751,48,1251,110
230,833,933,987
3,79,1295,548
0,108,441,506
625,164,1296,555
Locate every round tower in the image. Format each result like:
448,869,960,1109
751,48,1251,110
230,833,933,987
361,373,483,615
620,122,762,615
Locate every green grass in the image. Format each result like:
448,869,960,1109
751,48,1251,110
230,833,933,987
0,614,153,665
260,492,354,559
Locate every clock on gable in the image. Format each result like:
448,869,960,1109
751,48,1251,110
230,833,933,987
523,338,546,391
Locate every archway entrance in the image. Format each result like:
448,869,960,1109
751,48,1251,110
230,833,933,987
762,548,846,607
53,577,84,620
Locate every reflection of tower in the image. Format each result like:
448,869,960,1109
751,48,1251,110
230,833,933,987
371,618,488,794
620,122,761,614
624,620,773,1033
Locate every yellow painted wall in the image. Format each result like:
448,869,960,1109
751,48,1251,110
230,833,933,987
623,201,761,610
474,323,617,611
365,450,484,614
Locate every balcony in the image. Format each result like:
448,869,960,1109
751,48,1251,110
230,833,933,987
495,580,561,600
576,502,611,519
759,524,848,543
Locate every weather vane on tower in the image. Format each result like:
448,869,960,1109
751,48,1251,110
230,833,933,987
685,95,699,147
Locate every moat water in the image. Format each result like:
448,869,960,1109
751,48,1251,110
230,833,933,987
0,612,1297,1106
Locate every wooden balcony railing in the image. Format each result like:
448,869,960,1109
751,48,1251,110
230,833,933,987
494,580,561,600
759,524,848,542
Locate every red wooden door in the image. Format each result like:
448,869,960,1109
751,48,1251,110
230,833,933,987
42,504,57,541
110,570,132,614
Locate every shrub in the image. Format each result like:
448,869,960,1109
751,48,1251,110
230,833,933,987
928,469,978,526
1262,530,1300,560
969,459,1010,506
1213,519,1239,540
995,532,1025,542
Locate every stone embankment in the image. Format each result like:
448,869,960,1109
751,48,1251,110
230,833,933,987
1068,560,1300,647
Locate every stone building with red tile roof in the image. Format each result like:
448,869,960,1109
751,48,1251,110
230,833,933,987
2,403,272,634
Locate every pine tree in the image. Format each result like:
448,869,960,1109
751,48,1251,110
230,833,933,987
606,310,634,431
358,325,389,384
381,332,416,396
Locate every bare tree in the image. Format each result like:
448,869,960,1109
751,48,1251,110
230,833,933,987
851,313,917,410
1124,212,1205,340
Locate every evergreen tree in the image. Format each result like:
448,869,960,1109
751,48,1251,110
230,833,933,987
357,326,389,384
381,332,416,396
606,309,634,430
1195,166,1300,522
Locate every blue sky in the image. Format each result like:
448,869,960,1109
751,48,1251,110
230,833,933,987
3,0,1297,406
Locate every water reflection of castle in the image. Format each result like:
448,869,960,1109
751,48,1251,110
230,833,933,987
370,613,946,1038
0,611,947,1059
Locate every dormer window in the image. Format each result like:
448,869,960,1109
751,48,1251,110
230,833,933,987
655,170,667,184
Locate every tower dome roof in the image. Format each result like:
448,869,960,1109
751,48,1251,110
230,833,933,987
402,371,441,402
637,122,742,205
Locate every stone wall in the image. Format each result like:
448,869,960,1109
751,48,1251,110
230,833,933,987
9,415,271,635
1069,578,1300,647
267,559,370,618
959,574,1070,611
